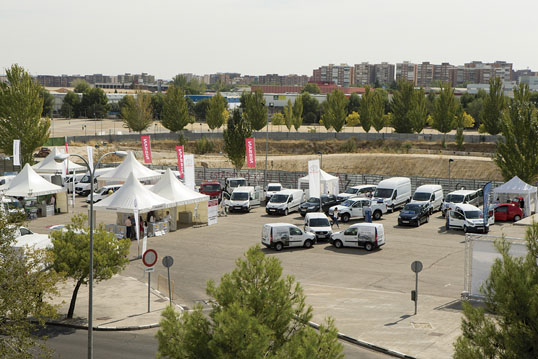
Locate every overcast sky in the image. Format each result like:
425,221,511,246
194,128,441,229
1,0,536,80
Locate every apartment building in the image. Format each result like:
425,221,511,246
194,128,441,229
416,62,434,87
312,64,354,87
354,62,375,86
373,62,395,86
396,61,417,84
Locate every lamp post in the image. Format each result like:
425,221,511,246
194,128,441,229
264,103,274,192
55,150,127,359
448,158,454,191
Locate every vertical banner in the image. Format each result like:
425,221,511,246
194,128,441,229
176,145,185,178
12,139,20,166
245,137,256,168
64,137,69,174
483,182,492,226
140,135,152,164
86,146,94,171
184,154,195,191
308,159,321,198
208,199,218,225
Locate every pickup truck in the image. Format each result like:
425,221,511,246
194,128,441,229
328,197,387,222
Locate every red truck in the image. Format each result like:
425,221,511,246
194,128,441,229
200,181,222,202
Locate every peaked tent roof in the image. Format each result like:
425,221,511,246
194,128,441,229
150,168,209,205
32,147,86,174
298,169,339,182
98,151,162,182
493,176,537,194
93,172,174,213
5,164,65,197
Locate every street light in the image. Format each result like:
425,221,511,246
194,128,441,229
55,150,127,359
264,103,274,192
448,158,454,191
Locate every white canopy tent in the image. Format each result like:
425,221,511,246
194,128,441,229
32,147,86,174
298,169,340,195
4,164,66,198
493,176,537,217
98,151,162,182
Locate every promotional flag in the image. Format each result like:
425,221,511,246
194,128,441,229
176,145,185,178
483,182,492,226
308,159,321,198
184,154,195,191
140,136,152,164
12,139,20,166
245,137,256,168
86,146,94,171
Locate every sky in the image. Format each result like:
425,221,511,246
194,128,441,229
1,0,537,80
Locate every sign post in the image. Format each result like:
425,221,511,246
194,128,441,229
411,260,423,315
162,256,174,306
142,249,158,313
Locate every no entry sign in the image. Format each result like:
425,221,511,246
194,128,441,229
142,249,158,267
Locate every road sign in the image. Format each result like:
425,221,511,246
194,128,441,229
162,256,174,268
142,249,158,267
144,267,154,273
411,260,423,273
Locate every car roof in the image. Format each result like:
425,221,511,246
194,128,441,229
267,183,282,186
305,212,329,219
448,190,479,195
276,189,302,195
455,203,481,211
348,222,383,229
377,177,410,187
264,223,297,228
415,184,442,192
351,184,377,189
233,186,254,192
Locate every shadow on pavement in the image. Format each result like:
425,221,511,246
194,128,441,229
384,314,412,326
32,324,77,339
323,246,379,256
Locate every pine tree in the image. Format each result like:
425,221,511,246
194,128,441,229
206,92,228,130
242,90,267,131
120,93,153,133
390,80,414,133
371,92,386,133
432,83,460,137
223,109,252,170
161,85,192,133
481,77,505,135
326,89,348,133
292,95,303,131
409,88,429,133
359,86,372,133
283,100,293,131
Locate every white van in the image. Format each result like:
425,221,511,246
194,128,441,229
336,184,377,202
373,177,412,211
304,212,333,241
64,173,86,193
228,186,262,213
75,168,115,196
265,183,283,202
411,184,444,214
448,203,494,233
261,223,316,251
441,189,483,217
330,223,385,251
265,189,305,216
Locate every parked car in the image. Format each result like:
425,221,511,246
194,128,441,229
398,203,430,227
447,203,494,233
410,184,444,214
336,185,377,202
261,223,316,251
330,223,385,251
265,189,304,216
328,197,387,223
86,185,122,203
200,181,222,201
298,194,338,216
441,189,483,217
304,212,333,241
265,183,283,202
33,147,51,158
373,177,412,212
494,203,523,222
228,186,262,213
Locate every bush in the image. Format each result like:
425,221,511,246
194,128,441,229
338,138,357,153
194,137,214,154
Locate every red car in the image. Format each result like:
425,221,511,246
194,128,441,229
200,181,222,202
494,203,523,222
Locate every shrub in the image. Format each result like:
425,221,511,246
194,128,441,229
194,137,214,154
338,138,357,153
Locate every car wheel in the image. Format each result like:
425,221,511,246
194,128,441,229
365,242,374,251
303,239,313,249
284,208,288,216
334,240,343,248
300,212,305,217
426,216,429,223
514,215,521,222
275,242,283,251
373,210,381,220
415,220,420,227
341,213,350,223
463,226,468,233
390,204,395,213
429,208,433,215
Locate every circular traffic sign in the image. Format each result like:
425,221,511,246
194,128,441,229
411,261,423,273
142,249,158,267
162,256,174,268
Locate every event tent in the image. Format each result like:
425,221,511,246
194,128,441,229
493,176,537,217
298,169,340,195
32,147,86,174
4,164,66,197
98,151,162,182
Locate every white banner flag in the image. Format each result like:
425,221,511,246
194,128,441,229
308,159,321,199
86,146,94,171
13,140,20,166
184,154,195,191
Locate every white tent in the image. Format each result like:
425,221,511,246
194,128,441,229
150,169,209,206
298,169,340,195
32,147,86,174
5,164,66,197
493,176,537,217
98,151,162,182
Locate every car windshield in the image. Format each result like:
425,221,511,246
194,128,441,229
267,186,281,192
229,179,247,187
307,197,320,204
344,188,358,194
375,188,393,198
309,218,330,227
413,192,431,201
80,175,91,183
465,210,483,219
231,192,248,200
446,194,464,203
402,204,421,214
201,184,220,192
270,194,288,203
340,200,354,207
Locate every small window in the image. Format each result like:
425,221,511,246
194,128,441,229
344,227,358,235
455,212,464,220
352,201,361,208
496,206,508,213
290,227,302,236
20,228,31,236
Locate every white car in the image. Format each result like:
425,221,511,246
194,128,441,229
265,183,283,202
336,185,377,202
86,185,122,204
330,223,385,251
12,227,51,251
261,223,316,251
304,212,332,241
328,198,387,222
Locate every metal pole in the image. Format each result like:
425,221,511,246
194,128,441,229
448,162,451,191
264,111,268,192
167,267,172,306
414,272,418,315
148,272,151,313
88,164,94,359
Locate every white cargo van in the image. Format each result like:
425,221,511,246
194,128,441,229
304,212,332,241
411,184,444,214
447,203,494,233
373,177,412,211
441,189,482,217
265,183,283,202
265,189,305,216
75,168,115,196
261,223,316,251
330,223,385,251
228,186,262,213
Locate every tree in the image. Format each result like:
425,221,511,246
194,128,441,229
462,112,475,128
359,86,372,133
371,92,386,133
283,100,293,131
271,112,285,130
51,214,130,319
161,86,192,133
242,90,267,131
292,95,303,131
80,87,108,118
455,114,465,150
409,88,428,133
481,77,506,135
495,83,538,183
206,92,228,130
301,92,320,124
301,82,321,94
39,88,54,117
171,75,205,95
346,92,361,115
325,89,348,132
390,80,415,133
454,222,538,359
0,210,60,358
432,83,461,136
151,93,164,120
0,64,50,165
223,109,252,171
156,245,343,359
61,91,80,118
72,79,91,94
193,98,210,122
120,93,153,133
320,101,332,130
345,111,360,126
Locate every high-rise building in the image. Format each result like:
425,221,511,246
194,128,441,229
373,62,395,86
433,62,454,85
416,62,434,87
312,64,354,87
396,61,417,84
354,62,375,86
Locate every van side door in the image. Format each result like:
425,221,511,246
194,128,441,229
342,227,358,247
351,200,363,218
450,209,465,228
289,226,304,247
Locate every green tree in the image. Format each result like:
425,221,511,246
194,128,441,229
293,95,303,131
320,101,332,130
301,82,321,94
346,92,361,115
495,83,538,183
0,210,60,358
39,88,54,117
193,98,210,122
156,245,343,359
51,214,130,319
223,109,252,170
60,91,80,118
371,91,386,133
345,111,360,126
80,87,108,118
481,77,506,135
325,89,348,132
120,93,153,133
72,79,91,94
300,92,320,124
454,223,538,359
359,86,372,133
432,83,461,136
409,88,429,133
151,93,164,120
390,80,415,133
242,90,267,131
171,75,205,95
455,114,465,150
206,92,228,130
0,64,50,165
161,86,192,133
271,112,285,127
283,99,293,131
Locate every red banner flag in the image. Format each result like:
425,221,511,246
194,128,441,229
176,145,184,178
245,137,255,168
141,136,152,164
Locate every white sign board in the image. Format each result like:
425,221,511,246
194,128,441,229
184,154,195,191
13,140,20,166
208,199,218,225
86,146,94,171
308,159,321,199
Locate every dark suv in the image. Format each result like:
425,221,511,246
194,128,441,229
299,194,338,217
398,203,430,227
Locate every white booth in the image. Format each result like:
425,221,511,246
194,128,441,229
493,176,537,218
298,169,340,196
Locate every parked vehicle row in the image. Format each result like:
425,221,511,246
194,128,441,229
265,189,304,216
298,194,338,216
